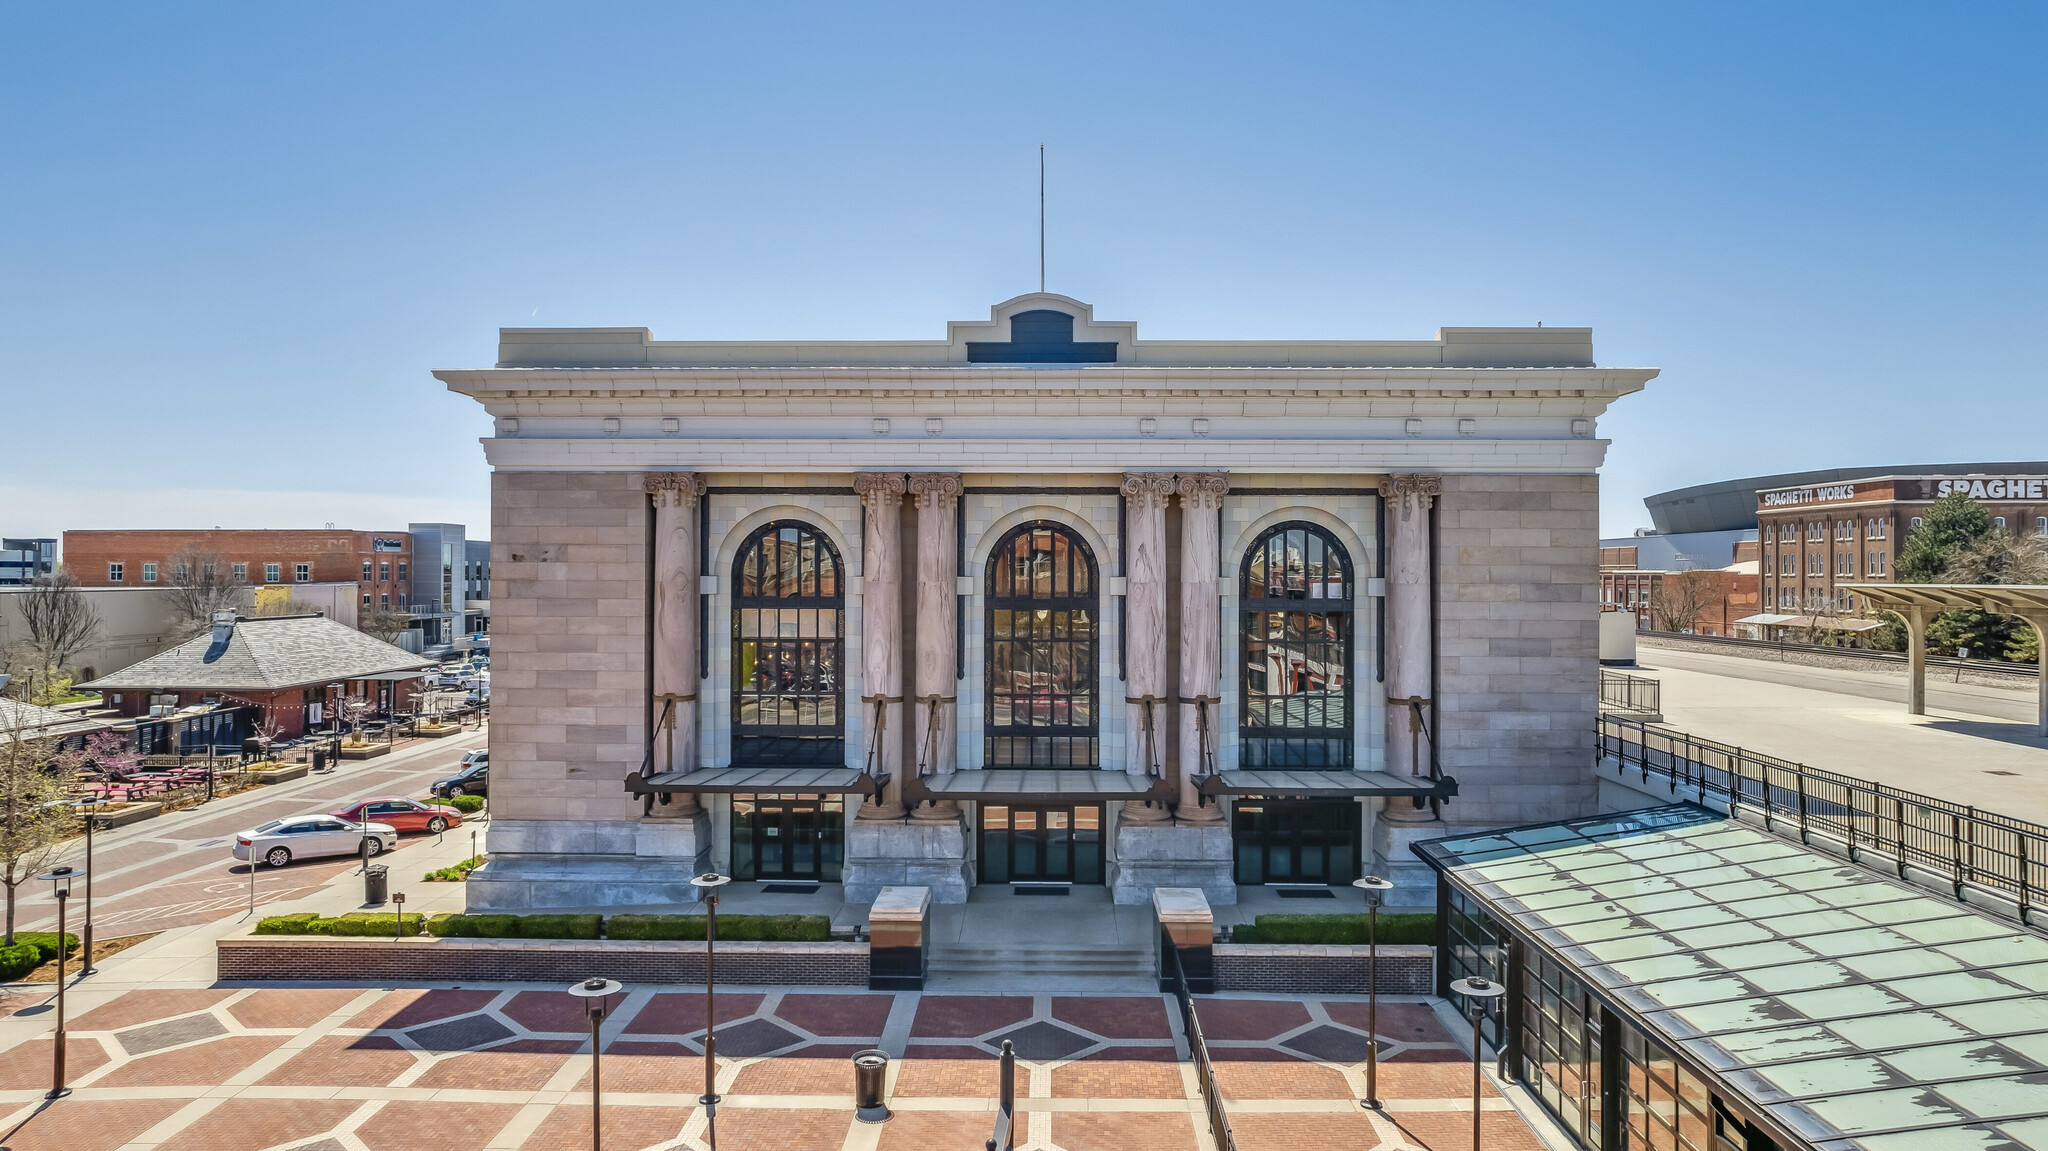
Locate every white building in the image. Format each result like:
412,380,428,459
439,294,1653,909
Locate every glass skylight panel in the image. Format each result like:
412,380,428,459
1748,1054,1909,1099
1686,1024,1853,1070
1703,941,1819,970
1630,973,1760,1010
1837,948,1967,981
1894,915,2014,946
1890,972,2038,1009
1663,997,1807,1038
1743,960,1857,996
1780,983,1915,1021
1791,1085,1974,1136
1834,1123,2018,1150
1599,953,1719,983
1667,921,1774,950
1757,909,1878,937
1881,1040,2042,1083
1800,926,1918,957
1940,936,2048,967
1934,1072,2048,1121
1828,1010,1976,1051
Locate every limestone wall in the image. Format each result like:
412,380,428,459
1435,473,1602,828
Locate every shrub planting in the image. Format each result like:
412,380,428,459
0,942,43,980
446,795,485,813
424,855,486,882
606,913,830,942
254,912,423,936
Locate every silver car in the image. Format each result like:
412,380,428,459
233,813,398,868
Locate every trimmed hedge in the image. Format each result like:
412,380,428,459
424,913,601,940
10,932,79,963
254,912,424,936
424,855,486,882
0,942,41,980
446,795,485,813
607,914,831,943
1231,913,1436,946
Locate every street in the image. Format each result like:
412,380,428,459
9,727,487,940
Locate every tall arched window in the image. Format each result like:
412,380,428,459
732,521,844,765
1241,522,1353,769
986,522,1099,767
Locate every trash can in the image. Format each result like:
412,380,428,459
852,1049,890,1122
312,748,329,773
363,864,389,905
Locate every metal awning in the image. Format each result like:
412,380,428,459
628,766,884,796
1200,770,1458,799
905,770,1175,804
1838,582,2048,735
1732,613,1882,632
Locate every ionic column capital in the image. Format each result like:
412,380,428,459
642,471,708,509
1175,472,1229,511
1378,473,1442,521
1121,471,1178,512
908,471,963,509
854,471,908,504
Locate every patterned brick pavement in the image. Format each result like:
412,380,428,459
0,986,1544,1150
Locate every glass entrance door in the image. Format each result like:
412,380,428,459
1231,799,1361,884
978,804,1103,884
731,793,845,882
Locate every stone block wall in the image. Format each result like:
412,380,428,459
489,470,650,825
1436,473,1602,828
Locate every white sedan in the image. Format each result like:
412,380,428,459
232,813,398,869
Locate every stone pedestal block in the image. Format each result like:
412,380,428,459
1372,818,1449,910
1111,824,1235,906
636,811,713,878
464,817,710,910
842,818,971,904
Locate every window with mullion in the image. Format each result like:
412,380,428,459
1241,522,1354,770
732,522,844,766
985,522,1098,768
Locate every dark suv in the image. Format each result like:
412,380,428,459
430,761,489,798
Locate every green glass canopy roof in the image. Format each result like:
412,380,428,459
1418,805,2048,1151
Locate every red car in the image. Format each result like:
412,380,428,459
329,796,463,835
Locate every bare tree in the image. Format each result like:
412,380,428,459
338,694,377,745
15,569,101,691
0,704,79,944
1650,570,1719,634
359,608,414,645
1942,531,2048,586
164,547,245,637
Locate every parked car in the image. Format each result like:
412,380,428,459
329,796,462,835
233,814,397,868
431,758,488,798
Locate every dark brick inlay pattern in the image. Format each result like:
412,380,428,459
708,1016,806,1057
407,1013,516,1052
1281,1024,1375,1063
991,1020,1095,1061
118,1011,227,1055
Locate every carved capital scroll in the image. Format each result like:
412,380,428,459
853,471,908,505
642,471,708,509
1378,473,1443,522
1120,471,1179,512
907,471,964,510
1174,472,1230,511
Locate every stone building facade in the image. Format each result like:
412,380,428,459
439,294,1653,910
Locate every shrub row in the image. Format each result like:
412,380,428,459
0,944,39,981
252,910,832,942
445,795,485,813
424,855,487,882
1230,913,1436,946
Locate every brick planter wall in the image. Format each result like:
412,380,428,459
1215,944,1434,995
218,935,867,985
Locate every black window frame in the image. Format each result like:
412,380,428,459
730,520,846,767
1238,521,1355,770
984,520,1100,768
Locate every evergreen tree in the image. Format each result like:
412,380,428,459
1896,492,1992,582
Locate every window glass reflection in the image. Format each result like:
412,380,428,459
733,522,845,765
986,523,1098,767
1241,523,1353,769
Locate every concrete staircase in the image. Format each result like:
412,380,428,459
925,886,1160,991
928,935,1154,984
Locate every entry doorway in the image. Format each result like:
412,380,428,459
1231,798,1361,885
978,804,1104,884
731,794,845,882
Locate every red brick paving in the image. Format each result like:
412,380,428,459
0,1036,109,1088
0,1098,186,1151
907,995,1030,1038
775,992,893,1038
354,1100,521,1151
1390,1110,1549,1150
1232,1110,1386,1150
1377,1058,1503,1097
573,1042,704,1094
1050,1049,1187,1097
501,989,594,1034
874,1108,996,1151
727,1053,854,1095
1324,999,1456,1041
170,1098,362,1150
1051,995,1172,1039
623,991,764,1034
259,1033,417,1087
1211,1051,1357,1099
1051,1110,1200,1150
410,1043,579,1090
345,988,500,1030
93,1033,289,1086
1191,997,1311,1040
68,988,232,1032
892,1045,1001,1096
227,987,366,1029
695,1107,849,1151
517,1104,698,1151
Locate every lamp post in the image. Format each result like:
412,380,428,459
78,811,102,977
1351,874,1394,1108
568,977,622,1150
691,871,732,1149
37,865,84,1099
1450,975,1506,1151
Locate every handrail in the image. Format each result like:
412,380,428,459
1599,714,2047,922
1597,669,1661,714
1164,938,1237,1151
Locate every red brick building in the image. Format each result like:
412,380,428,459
1599,541,1760,636
62,529,415,616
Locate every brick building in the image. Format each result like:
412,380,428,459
1599,540,1759,635
1756,472,2048,619
62,529,415,618
437,293,1654,912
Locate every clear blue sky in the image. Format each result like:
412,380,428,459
4,3,2043,543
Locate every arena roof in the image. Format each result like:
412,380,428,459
1645,463,2048,535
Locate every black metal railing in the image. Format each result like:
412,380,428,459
1163,939,1236,1151
1597,669,1661,714
1600,715,2048,918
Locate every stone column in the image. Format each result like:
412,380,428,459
1175,473,1228,822
910,472,963,820
636,472,710,889
1379,473,1441,815
1121,472,1176,824
646,472,708,812
855,472,908,820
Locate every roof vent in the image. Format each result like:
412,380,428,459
210,611,237,645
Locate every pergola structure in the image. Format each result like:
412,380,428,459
1838,582,2048,735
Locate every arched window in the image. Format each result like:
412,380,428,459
985,522,1099,767
1240,522,1353,769
732,522,844,765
